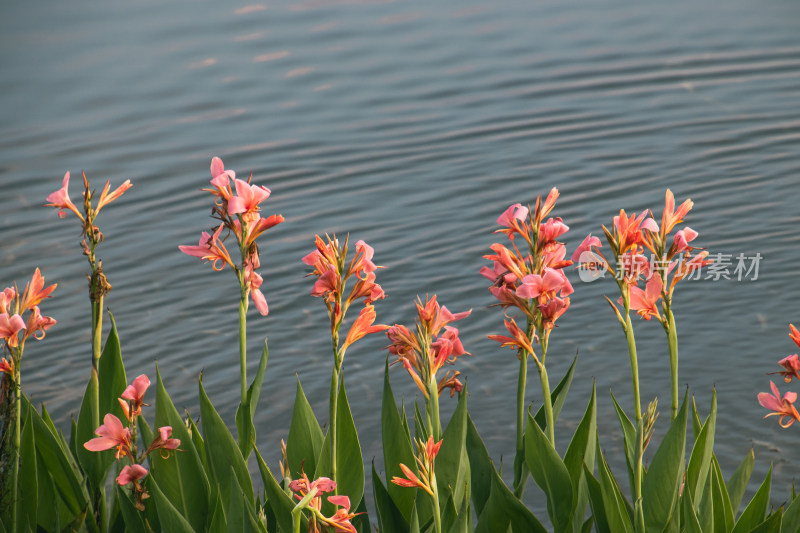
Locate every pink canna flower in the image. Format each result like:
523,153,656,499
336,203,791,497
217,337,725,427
146,426,181,457
770,354,800,383
45,172,84,220
19,268,57,312
116,464,148,486
341,304,389,353
322,495,360,533
0,313,26,349
22,305,56,341
206,156,236,200
94,179,132,214
539,217,569,251
538,296,570,331
234,214,285,248
661,189,693,238
244,260,269,316
673,227,699,253
495,203,529,240
179,225,236,271
120,374,150,420
0,287,16,315
758,381,800,428
516,269,567,301
488,318,536,356
289,471,337,513
228,178,271,223
570,234,602,263
626,275,663,321
84,413,133,459
790,324,800,349
0,357,14,376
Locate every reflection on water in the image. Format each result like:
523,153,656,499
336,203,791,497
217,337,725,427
2,0,800,511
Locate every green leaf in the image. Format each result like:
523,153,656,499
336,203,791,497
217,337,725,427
198,377,254,508
227,465,261,532
98,313,127,422
465,415,494,518
446,494,470,533
18,407,37,533
314,380,364,507
584,466,611,533
186,411,208,471
381,362,417,521
255,446,302,533
114,485,146,532
781,489,800,533
609,391,636,490
533,354,577,430
372,464,409,533
727,449,755,516
525,413,574,532
595,437,634,533
152,367,210,532
236,340,269,460
34,446,58,532
731,465,772,533
287,377,324,480
437,388,469,514
474,466,548,533
691,396,702,443
563,382,597,533
686,389,716,506
711,461,734,533
354,497,371,533
21,397,90,524
75,373,108,491
748,511,782,533
414,400,427,442
641,390,688,531
207,494,227,533
682,483,703,533
149,476,196,533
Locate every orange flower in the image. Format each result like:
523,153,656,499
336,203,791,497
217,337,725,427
341,304,388,354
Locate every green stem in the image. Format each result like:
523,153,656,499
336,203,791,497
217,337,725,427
91,298,103,428
11,362,20,533
666,308,678,420
430,473,442,533
239,293,248,406
329,332,341,488
623,312,642,423
427,380,442,441
513,348,528,497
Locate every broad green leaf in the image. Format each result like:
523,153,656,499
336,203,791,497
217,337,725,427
115,485,146,532
584,466,611,533
711,462,734,533
314,380,364,507
354,497,371,533
186,411,208,471
525,413,574,532
474,466,548,533
446,494,470,533
440,491,459,533
207,494,227,533
254,446,303,533
34,446,58,532
781,490,800,533
563,382,597,533
18,407,37,533
199,377,254,508
533,354,577,430
749,511,782,533
75,373,108,491
641,391,688,531
727,449,755,515
414,399,427,441
381,363,417,520
21,397,90,525
595,437,634,533
731,465,772,533
152,367,210,532
409,502,420,533
686,390,716,506
227,465,262,532
609,391,636,490
691,396,702,442
236,340,269,460
465,415,494,517
287,377,324,480
682,484,703,533
437,388,469,514
697,465,715,533
98,313,127,422
247,339,270,416
149,476,196,533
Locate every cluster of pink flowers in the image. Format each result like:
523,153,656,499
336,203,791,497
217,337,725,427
180,157,284,315
483,188,573,355
288,471,360,533
303,234,387,354
386,295,471,398
84,375,180,510
759,325,800,428
572,190,712,322
0,269,57,377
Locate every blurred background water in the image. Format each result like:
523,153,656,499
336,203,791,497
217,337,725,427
2,0,800,518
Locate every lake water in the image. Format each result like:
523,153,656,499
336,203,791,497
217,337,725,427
2,0,800,516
